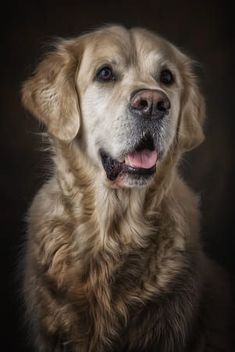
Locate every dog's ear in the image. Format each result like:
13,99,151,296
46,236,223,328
22,40,82,142
178,61,206,151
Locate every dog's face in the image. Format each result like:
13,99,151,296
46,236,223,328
22,25,205,188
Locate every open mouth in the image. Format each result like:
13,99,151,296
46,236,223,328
100,134,158,181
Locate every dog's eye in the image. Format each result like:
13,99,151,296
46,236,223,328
96,66,115,82
160,69,174,85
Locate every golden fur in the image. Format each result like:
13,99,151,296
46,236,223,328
22,25,230,351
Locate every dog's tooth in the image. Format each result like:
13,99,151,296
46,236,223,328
117,157,125,163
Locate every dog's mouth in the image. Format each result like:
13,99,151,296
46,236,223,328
100,134,158,181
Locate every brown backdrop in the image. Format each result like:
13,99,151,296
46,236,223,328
1,0,234,350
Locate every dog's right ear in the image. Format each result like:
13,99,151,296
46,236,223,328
22,40,82,142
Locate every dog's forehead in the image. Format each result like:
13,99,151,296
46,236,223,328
81,26,175,67
81,27,132,65
132,28,174,60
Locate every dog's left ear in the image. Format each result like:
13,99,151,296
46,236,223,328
178,61,206,151
22,40,82,142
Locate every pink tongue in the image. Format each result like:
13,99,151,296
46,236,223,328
125,150,158,169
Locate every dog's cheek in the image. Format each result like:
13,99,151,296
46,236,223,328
151,95,180,159
81,87,113,129
166,95,181,146
78,87,118,163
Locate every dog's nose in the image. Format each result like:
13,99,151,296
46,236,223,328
129,89,170,119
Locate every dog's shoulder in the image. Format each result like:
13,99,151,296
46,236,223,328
28,177,64,224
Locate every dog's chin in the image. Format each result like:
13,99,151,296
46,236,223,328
115,170,156,188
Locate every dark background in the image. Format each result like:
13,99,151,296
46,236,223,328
1,1,234,351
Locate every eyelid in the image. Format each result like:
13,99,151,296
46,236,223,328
95,63,113,75
97,63,112,71
95,64,119,82
157,66,178,85
160,69,174,83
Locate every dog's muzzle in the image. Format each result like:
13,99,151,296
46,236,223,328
99,89,170,183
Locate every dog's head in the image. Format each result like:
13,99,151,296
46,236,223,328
22,25,205,188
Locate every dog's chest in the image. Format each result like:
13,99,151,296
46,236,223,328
69,243,178,350
67,248,155,349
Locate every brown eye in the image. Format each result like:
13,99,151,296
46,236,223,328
160,69,174,85
96,66,115,82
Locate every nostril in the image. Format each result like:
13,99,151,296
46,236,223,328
139,99,148,110
156,98,170,113
157,100,166,112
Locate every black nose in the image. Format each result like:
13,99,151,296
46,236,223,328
129,89,170,119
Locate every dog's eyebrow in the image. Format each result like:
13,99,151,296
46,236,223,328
92,57,122,69
138,51,168,72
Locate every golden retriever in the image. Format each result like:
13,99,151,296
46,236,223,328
22,25,231,352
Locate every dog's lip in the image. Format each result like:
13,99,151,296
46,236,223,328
100,151,157,181
100,135,158,181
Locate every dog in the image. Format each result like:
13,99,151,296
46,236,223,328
21,25,231,352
